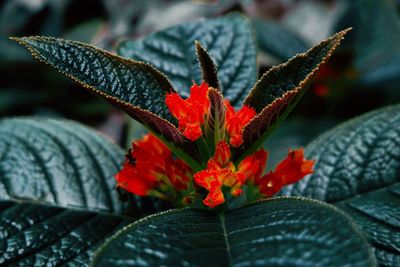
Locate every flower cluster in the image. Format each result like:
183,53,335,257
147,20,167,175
116,82,315,208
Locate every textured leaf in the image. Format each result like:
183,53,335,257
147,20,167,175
92,198,376,267
118,14,256,107
281,104,400,266
0,200,134,266
0,117,166,216
13,36,202,168
12,36,174,121
204,88,226,152
252,18,309,61
236,29,349,161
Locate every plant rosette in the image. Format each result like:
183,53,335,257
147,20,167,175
7,14,381,267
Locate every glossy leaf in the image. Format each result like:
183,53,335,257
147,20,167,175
252,18,309,61
0,200,134,266
92,198,376,267
281,104,400,266
236,29,350,161
0,117,166,216
13,36,203,169
118,14,256,107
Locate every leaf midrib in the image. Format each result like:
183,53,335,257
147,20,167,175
219,213,233,266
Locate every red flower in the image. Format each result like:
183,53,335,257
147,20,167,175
224,100,256,147
194,141,257,208
275,148,314,185
256,148,314,197
115,134,192,198
166,82,210,141
115,161,157,196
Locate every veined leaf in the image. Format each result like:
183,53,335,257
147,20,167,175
92,197,376,267
11,36,174,121
236,28,350,161
117,14,256,107
0,200,134,266
204,88,226,152
0,118,167,266
281,104,400,267
12,36,202,169
0,117,165,215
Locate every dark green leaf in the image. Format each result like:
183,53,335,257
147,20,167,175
92,198,376,267
195,41,220,90
118,14,256,107
13,36,203,169
281,104,400,266
0,117,166,216
235,29,349,161
12,36,174,121
252,18,310,61
0,200,134,266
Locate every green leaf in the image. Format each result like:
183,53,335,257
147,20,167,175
195,41,220,90
0,200,134,266
92,198,376,267
0,117,166,215
235,29,350,162
117,14,257,107
12,36,203,169
252,18,310,61
0,117,169,265
12,36,174,121
280,104,400,266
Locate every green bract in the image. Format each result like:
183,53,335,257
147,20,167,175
0,13,394,266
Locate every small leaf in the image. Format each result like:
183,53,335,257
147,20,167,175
204,88,226,150
92,198,376,267
117,14,257,107
195,41,220,90
0,200,134,266
281,104,400,267
236,28,350,161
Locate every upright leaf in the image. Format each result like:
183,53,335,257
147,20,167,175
281,104,400,267
195,41,220,90
13,36,202,168
92,198,376,267
236,29,350,161
118,14,257,107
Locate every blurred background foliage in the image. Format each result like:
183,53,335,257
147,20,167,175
1,0,400,168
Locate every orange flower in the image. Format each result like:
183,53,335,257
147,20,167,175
115,161,157,196
166,82,210,141
224,100,256,147
256,148,314,197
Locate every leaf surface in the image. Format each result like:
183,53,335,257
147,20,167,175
0,200,134,266
92,198,376,267
281,104,400,266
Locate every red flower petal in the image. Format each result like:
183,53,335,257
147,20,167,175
275,148,315,185
224,100,256,147
257,171,283,197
